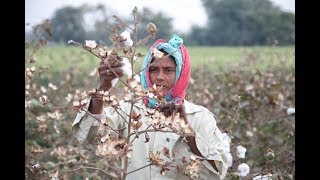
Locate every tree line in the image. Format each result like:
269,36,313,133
28,0,294,46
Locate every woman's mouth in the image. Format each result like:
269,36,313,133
156,85,167,92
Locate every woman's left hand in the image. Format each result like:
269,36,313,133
159,103,188,124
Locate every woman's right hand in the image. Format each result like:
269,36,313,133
89,60,124,114
96,60,125,91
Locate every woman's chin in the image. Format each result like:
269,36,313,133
158,88,168,95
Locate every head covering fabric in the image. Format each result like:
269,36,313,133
141,34,191,108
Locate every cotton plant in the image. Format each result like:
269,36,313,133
221,132,252,178
63,7,201,180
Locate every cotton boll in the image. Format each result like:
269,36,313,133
120,31,131,40
124,38,133,47
111,78,119,87
84,40,97,49
238,163,250,177
222,132,232,144
120,31,133,47
134,74,140,83
222,140,230,153
226,152,233,167
287,107,295,115
236,145,247,158
121,58,132,77
246,131,253,137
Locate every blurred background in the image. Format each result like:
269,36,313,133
25,0,295,179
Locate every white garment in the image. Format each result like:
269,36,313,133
72,100,228,179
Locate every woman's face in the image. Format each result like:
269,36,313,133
149,55,176,95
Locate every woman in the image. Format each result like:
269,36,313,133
72,34,228,179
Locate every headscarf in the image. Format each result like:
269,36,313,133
141,34,191,108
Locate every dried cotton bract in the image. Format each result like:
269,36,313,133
147,22,157,38
184,157,201,179
95,138,126,159
151,48,164,59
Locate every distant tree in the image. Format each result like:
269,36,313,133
191,0,295,45
50,6,87,43
84,4,117,45
188,25,208,46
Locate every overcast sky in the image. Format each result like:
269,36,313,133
25,0,295,33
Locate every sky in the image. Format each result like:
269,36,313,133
25,0,295,33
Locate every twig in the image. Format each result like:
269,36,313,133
246,154,294,180
122,99,135,179
83,109,125,136
112,15,134,31
136,12,147,25
57,166,118,179
125,163,154,175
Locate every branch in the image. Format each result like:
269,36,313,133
136,12,147,25
83,109,125,136
112,15,134,31
133,128,179,137
125,163,153,175
57,166,118,179
246,154,295,180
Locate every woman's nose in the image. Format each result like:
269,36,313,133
156,70,165,81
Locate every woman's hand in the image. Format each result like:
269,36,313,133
96,60,125,91
159,102,188,124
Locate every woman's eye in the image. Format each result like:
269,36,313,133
150,68,157,72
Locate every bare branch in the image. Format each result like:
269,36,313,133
125,163,154,175
57,166,118,179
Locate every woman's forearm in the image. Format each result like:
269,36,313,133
88,98,104,114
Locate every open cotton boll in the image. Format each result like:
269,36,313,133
222,139,230,153
110,58,134,87
134,74,140,83
120,31,133,47
120,31,131,40
124,38,133,47
222,132,232,144
110,58,131,87
111,78,119,87
238,163,250,177
236,145,247,158
121,58,132,77
226,152,233,167
287,107,295,115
